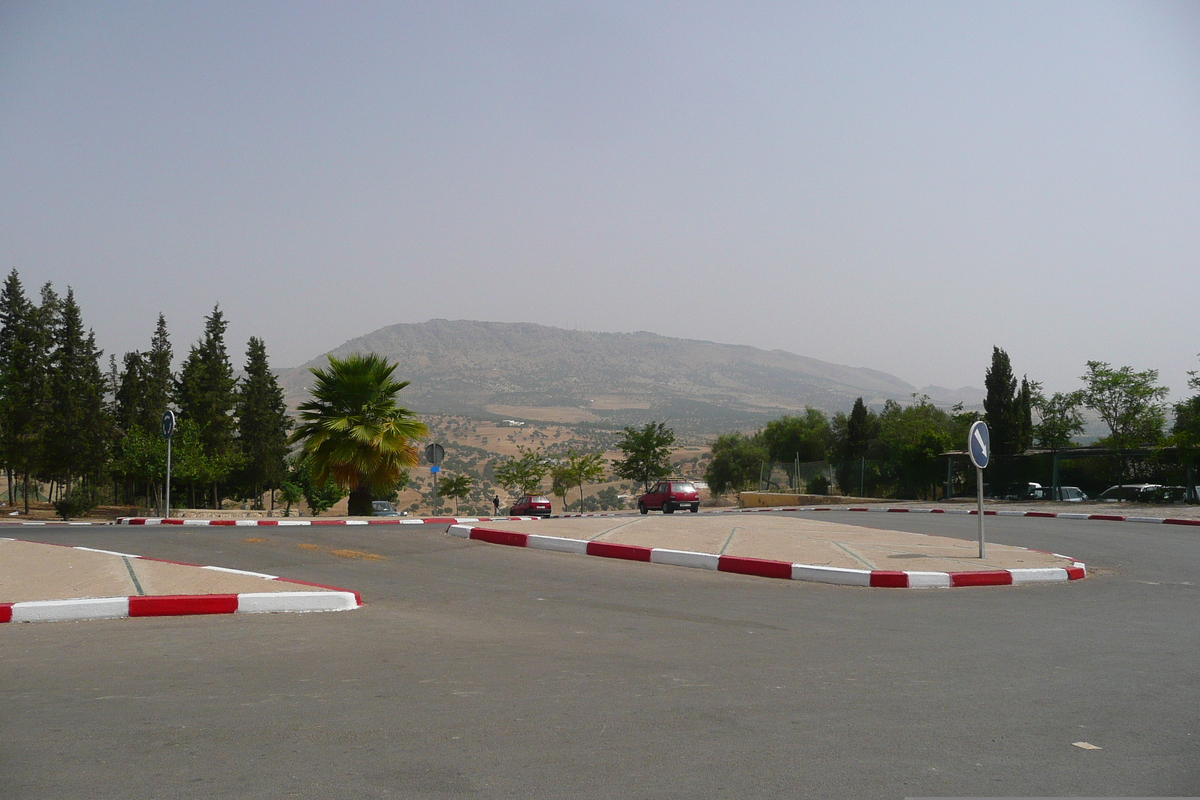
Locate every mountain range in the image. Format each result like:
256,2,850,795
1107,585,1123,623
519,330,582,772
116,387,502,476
278,320,982,434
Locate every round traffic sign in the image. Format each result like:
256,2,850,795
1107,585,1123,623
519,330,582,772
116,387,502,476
423,443,445,465
161,409,176,440
968,420,990,469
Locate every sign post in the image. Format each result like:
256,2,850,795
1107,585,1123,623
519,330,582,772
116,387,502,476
423,443,445,514
161,409,176,519
967,420,990,558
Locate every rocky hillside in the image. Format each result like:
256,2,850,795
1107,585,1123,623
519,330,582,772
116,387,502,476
278,320,929,434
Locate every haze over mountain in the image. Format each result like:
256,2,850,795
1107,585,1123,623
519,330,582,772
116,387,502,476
279,320,983,434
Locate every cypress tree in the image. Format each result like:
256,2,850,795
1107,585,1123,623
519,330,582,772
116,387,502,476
1017,377,1034,453
983,347,1021,457
234,337,291,508
847,397,874,458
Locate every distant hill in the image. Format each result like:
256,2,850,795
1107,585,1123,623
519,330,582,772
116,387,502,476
279,320,950,434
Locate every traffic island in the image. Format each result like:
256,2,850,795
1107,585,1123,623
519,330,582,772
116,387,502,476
448,515,1086,589
0,538,360,623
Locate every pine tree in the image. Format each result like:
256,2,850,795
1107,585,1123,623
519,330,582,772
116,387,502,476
175,306,238,507
0,273,54,512
43,289,112,496
234,337,291,508
115,351,148,434
142,313,173,431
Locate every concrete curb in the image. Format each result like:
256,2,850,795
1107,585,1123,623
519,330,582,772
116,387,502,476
447,525,1087,589
716,505,1200,526
114,515,542,526
112,506,1200,528
0,520,107,526
0,540,361,624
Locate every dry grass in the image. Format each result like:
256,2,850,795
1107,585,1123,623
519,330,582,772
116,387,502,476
328,549,386,561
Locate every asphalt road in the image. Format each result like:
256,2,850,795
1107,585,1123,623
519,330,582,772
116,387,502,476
2,514,1197,799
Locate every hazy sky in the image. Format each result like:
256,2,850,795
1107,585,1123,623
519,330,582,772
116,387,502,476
2,1,1198,399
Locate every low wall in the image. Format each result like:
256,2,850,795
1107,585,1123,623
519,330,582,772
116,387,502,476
738,492,866,508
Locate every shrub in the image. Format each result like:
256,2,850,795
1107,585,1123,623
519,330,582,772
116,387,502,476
54,486,102,520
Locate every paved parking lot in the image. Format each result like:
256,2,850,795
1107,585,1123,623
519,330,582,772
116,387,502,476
1,513,1197,798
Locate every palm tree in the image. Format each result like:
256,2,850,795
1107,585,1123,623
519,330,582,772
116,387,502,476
290,353,427,516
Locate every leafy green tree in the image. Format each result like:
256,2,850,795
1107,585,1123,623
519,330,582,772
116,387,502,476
611,421,676,492
550,461,573,509
494,446,550,494
704,431,768,496
551,449,606,512
1079,361,1169,482
176,306,238,506
761,409,831,478
372,471,411,502
439,473,473,514
1033,390,1085,451
290,353,427,516
1172,362,1200,501
872,397,972,500
287,454,346,516
832,397,879,496
233,337,291,508
277,480,303,517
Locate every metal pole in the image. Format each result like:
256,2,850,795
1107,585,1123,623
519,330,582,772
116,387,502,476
976,465,985,558
165,436,172,519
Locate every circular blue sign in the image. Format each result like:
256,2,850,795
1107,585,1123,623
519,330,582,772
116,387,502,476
161,409,176,440
968,421,990,469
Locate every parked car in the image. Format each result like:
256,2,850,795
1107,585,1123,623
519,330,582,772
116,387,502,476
1099,484,1163,503
371,500,401,516
510,495,552,517
1053,486,1088,502
638,479,700,514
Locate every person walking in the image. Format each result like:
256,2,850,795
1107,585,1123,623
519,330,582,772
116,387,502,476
492,495,501,516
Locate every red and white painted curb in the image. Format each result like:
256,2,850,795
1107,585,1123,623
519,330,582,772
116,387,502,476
0,520,105,526
112,506,1200,528
114,515,541,526
448,525,1086,589
0,540,361,624
718,505,1200,526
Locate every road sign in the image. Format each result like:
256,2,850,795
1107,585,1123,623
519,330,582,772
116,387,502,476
430,465,440,474
423,443,445,465
161,409,176,440
968,421,990,470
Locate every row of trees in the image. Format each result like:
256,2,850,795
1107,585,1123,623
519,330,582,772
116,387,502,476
983,347,1195,491
702,347,1200,501
0,269,291,515
489,421,678,508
